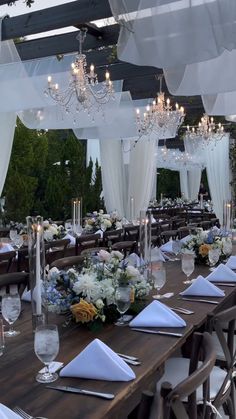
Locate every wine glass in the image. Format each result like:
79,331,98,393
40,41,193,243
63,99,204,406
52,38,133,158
151,263,166,299
9,229,18,243
114,286,131,326
172,240,181,261
181,253,195,284
208,248,220,269
14,234,23,249
2,293,21,337
34,324,59,383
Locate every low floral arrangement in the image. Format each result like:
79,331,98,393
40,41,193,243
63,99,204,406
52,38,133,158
149,198,199,208
44,249,151,329
84,210,123,233
43,220,66,241
181,227,232,265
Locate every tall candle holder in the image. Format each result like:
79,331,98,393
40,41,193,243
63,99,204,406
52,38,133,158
223,200,233,232
129,196,135,223
72,198,82,235
26,215,46,329
200,194,203,210
139,210,152,265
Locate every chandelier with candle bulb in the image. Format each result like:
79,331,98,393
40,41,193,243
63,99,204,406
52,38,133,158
45,29,114,117
135,75,185,139
185,114,225,149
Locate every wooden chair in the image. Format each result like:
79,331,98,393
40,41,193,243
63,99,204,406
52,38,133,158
0,272,29,297
75,233,101,255
80,247,108,257
50,255,85,270
124,225,139,242
45,238,70,265
0,251,16,273
160,230,178,244
158,221,173,232
102,229,124,247
155,331,231,419
178,227,190,240
17,246,29,272
111,241,137,257
199,221,212,231
206,305,236,418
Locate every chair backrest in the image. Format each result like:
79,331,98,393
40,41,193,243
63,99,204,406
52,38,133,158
45,238,70,264
80,247,108,257
124,225,139,241
76,233,101,255
102,229,124,246
0,251,16,273
0,272,29,296
111,241,137,257
159,332,215,419
50,255,85,270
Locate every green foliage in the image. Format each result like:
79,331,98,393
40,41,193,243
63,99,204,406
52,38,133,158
2,119,103,222
157,169,180,198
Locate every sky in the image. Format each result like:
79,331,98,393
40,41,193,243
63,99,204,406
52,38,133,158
0,0,78,39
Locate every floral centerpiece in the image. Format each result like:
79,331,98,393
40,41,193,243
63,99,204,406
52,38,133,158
44,249,151,328
84,210,123,233
181,227,232,265
43,220,66,241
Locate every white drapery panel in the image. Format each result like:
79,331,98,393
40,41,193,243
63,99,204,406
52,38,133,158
188,168,202,201
109,0,236,68
99,139,126,216
0,112,17,196
128,139,157,219
179,169,189,199
204,135,231,224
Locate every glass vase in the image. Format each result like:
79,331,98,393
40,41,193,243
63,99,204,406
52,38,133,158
26,215,46,329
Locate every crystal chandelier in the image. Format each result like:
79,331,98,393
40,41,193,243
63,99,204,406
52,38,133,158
45,29,114,117
185,114,224,148
135,75,185,138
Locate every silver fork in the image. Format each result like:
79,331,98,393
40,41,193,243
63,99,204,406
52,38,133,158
13,407,33,419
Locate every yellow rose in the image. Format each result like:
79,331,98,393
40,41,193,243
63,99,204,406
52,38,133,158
199,244,212,257
70,299,97,323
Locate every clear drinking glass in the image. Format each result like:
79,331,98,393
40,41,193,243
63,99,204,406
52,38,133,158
9,229,18,243
34,324,59,383
2,293,21,337
0,319,5,355
181,253,195,284
151,263,166,299
208,248,221,268
14,234,23,249
172,240,181,261
115,286,131,326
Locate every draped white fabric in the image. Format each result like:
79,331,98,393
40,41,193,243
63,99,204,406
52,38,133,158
109,0,236,68
179,169,189,199
99,139,126,216
204,135,231,224
0,112,17,196
128,139,157,219
201,91,236,115
86,139,101,168
188,168,202,201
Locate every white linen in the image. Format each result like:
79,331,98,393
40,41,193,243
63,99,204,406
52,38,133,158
188,168,202,201
206,263,236,282
60,338,135,381
129,301,186,328
150,247,165,263
180,275,225,297
160,241,173,253
0,404,21,419
62,233,76,246
179,169,189,199
0,243,14,253
126,253,145,267
226,256,236,270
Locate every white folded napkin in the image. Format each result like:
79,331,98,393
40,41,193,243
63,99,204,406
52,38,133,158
60,338,135,381
0,404,21,419
63,233,76,246
95,229,103,238
160,241,173,253
150,247,166,263
180,235,192,244
206,263,236,282
21,280,43,302
226,256,236,270
180,275,225,297
126,253,144,267
129,301,186,328
0,243,15,253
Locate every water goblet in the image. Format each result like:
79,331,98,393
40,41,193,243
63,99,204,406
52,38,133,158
208,248,221,269
34,324,59,383
9,229,18,243
181,253,195,284
2,293,21,337
151,262,166,299
14,234,23,249
172,240,181,261
115,286,131,326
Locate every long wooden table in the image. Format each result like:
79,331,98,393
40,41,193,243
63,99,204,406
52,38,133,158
0,261,235,419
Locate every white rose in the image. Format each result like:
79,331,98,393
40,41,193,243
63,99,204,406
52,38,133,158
48,267,60,279
95,299,104,309
44,230,54,241
111,250,124,261
99,209,104,214
43,220,50,227
98,249,111,263
49,226,58,236
126,265,140,278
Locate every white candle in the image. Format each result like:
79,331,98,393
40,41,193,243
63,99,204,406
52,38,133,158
77,200,81,227
130,197,134,221
200,194,203,209
35,225,42,316
144,217,148,262
73,200,76,231
160,193,163,205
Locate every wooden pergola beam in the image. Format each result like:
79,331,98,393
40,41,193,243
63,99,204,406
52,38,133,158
2,0,112,40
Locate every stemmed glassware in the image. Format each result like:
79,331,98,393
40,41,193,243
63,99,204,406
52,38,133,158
114,286,131,326
181,253,195,284
34,324,59,383
208,248,221,269
2,293,21,337
172,239,181,261
151,262,166,299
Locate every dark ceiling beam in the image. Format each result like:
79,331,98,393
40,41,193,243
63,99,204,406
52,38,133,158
2,0,112,40
16,25,119,60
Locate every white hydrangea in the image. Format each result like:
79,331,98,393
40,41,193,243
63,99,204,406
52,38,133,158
73,273,102,302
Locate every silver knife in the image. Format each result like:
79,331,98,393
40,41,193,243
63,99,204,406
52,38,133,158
46,385,115,400
117,353,139,362
178,297,219,304
211,282,235,287
131,328,182,337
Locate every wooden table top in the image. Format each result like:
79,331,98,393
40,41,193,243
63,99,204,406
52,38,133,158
0,261,235,419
